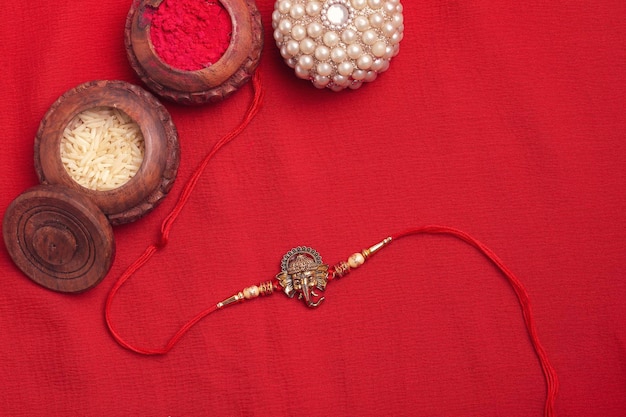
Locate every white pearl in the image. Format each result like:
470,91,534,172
278,19,292,34
371,40,387,57
300,38,316,54
349,81,363,89
341,29,357,44
368,0,382,9
315,45,330,61
351,0,367,10
392,43,401,57
316,62,333,76
362,29,378,45
278,0,292,14
384,45,394,59
338,61,354,76
357,54,373,69
273,29,283,42
365,70,378,82
346,43,363,59
243,285,259,299
291,25,306,41
354,16,370,32
352,69,367,80
383,1,396,13
286,40,300,56
280,46,291,59
391,30,402,44
370,13,384,28
294,65,310,79
286,57,296,68
290,4,305,19
333,74,350,87
323,31,340,47
348,252,365,268
313,74,330,87
307,22,323,38
330,84,345,92
306,1,322,16
272,10,281,25
371,58,386,71
392,12,404,27
298,54,314,70
330,47,347,63
382,22,395,37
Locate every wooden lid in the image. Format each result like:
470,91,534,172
125,0,263,105
3,185,115,293
34,80,180,225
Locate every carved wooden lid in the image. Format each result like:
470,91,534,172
3,185,115,293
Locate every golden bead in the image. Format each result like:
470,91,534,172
243,285,260,299
347,252,365,268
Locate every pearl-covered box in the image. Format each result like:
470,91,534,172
272,0,404,90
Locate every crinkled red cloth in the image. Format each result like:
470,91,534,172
1,1,626,416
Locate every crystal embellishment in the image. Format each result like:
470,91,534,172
322,0,354,30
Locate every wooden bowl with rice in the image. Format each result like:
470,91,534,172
34,80,179,225
3,80,179,293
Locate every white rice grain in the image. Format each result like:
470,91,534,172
60,107,145,191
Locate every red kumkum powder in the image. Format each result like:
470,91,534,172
150,0,232,71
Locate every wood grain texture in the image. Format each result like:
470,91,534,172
2,185,115,293
34,80,180,225
125,0,263,104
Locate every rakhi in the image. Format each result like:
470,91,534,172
104,74,558,417
106,225,559,417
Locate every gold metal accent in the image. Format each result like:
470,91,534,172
216,292,244,309
362,237,393,259
333,261,350,278
258,281,275,296
331,237,393,280
216,280,276,309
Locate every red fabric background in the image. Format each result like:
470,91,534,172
1,1,625,416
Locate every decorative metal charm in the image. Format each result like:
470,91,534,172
276,246,329,308
215,238,392,311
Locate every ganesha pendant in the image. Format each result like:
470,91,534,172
216,238,392,310
272,0,404,91
276,246,329,308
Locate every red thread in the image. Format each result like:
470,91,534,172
105,72,264,355
150,0,232,71
392,225,559,417
102,76,557,417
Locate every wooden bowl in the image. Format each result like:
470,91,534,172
34,80,180,225
125,0,263,105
